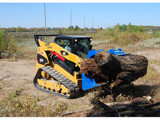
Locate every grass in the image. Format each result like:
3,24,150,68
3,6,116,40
0,30,17,58
136,65,160,84
14,47,36,59
87,24,154,46
149,59,160,65
111,32,153,46
136,38,160,49
0,30,7,52
0,89,68,117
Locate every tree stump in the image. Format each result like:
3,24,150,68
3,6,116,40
80,51,148,86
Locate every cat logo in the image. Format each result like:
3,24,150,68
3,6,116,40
45,43,50,46
47,46,52,49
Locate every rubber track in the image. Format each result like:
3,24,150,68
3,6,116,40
33,66,80,99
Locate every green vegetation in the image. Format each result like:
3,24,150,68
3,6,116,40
0,30,17,58
0,25,96,34
0,30,7,53
87,23,156,46
0,23,160,59
0,89,68,117
152,31,160,38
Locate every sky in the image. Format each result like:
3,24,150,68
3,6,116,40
0,3,160,28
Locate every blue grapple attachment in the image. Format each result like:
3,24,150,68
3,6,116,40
82,48,130,90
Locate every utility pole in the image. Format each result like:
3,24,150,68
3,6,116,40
84,15,85,29
70,9,72,27
105,24,107,29
92,17,94,28
44,3,47,34
98,21,99,29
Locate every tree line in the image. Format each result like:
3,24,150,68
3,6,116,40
0,26,102,33
0,24,160,33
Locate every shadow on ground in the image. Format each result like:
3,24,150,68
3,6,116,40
86,84,160,117
97,84,160,101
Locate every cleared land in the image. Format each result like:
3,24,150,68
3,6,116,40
0,45,160,116
0,28,160,116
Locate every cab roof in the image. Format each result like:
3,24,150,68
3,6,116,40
34,34,92,39
56,35,92,39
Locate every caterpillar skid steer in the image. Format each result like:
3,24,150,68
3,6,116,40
33,34,128,98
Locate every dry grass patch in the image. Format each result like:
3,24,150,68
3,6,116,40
137,65,160,84
149,59,160,65
0,89,68,117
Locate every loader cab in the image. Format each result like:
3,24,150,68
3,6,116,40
34,34,93,58
55,36,93,58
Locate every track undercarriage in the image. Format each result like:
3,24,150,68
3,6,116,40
34,66,80,98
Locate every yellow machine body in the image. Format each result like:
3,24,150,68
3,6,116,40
34,37,83,98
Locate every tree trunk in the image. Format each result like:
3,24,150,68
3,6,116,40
80,51,148,86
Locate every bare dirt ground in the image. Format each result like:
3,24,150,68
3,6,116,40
0,59,94,113
0,49,160,116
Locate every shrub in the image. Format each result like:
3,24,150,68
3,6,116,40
0,30,7,53
112,32,140,45
87,23,154,46
0,30,17,58
152,31,160,38
112,32,153,45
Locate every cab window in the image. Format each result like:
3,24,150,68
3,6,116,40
75,38,92,58
55,38,72,52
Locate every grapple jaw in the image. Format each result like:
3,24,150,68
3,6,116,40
107,48,130,56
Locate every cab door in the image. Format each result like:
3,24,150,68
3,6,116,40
54,38,73,53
